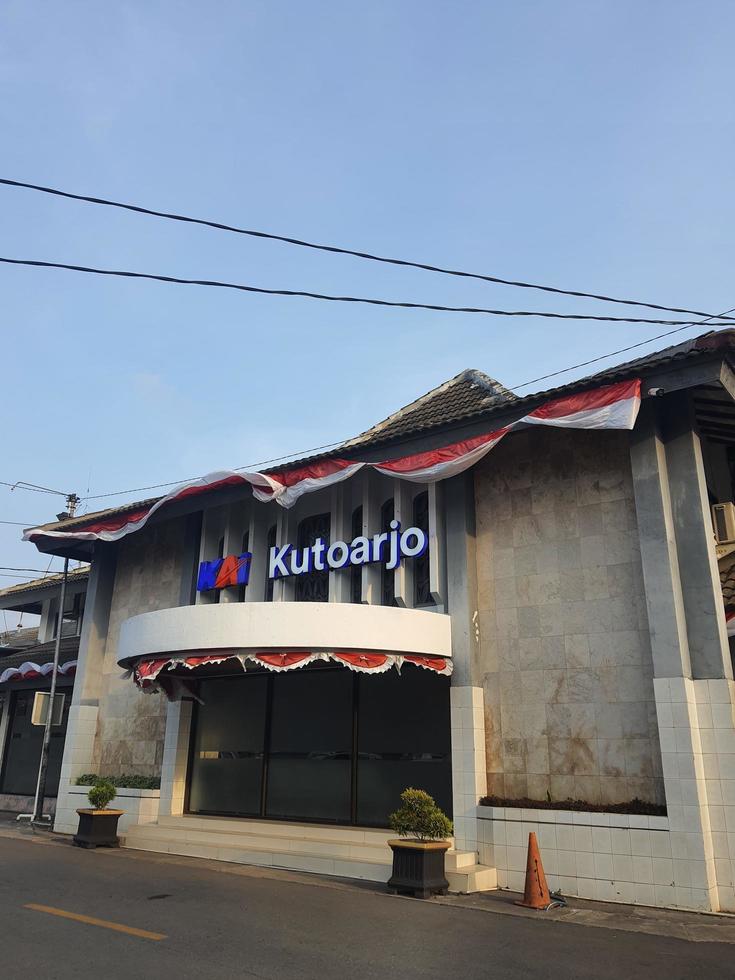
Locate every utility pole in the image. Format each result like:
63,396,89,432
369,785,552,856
31,492,79,827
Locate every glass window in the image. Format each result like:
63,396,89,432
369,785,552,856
350,506,363,604
188,676,268,816
265,525,277,601
356,666,452,825
295,513,330,602
266,669,353,822
380,499,395,607
413,491,431,606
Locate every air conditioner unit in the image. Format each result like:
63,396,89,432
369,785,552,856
31,692,65,727
712,502,735,544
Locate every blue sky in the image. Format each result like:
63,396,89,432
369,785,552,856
1,1,734,598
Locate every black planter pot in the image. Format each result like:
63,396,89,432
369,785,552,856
73,809,124,849
387,839,450,899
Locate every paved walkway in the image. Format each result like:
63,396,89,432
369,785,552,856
0,826,733,978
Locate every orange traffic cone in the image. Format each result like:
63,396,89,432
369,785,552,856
515,832,552,910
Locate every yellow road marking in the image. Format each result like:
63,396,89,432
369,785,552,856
24,904,166,941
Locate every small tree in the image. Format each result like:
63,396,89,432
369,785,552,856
88,780,116,811
389,788,452,841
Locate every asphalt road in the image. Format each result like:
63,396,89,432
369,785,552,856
0,835,731,980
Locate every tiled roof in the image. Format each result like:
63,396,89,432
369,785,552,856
25,328,735,541
0,566,89,601
341,369,516,449
0,634,80,677
0,626,40,651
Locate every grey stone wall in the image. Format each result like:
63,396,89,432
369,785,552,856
93,518,187,777
474,427,665,806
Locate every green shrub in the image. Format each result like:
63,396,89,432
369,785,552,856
75,773,160,790
88,780,116,810
389,788,453,841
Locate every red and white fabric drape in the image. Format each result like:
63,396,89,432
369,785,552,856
133,650,452,690
24,379,641,546
0,660,77,684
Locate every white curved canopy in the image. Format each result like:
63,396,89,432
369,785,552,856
117,601,452,669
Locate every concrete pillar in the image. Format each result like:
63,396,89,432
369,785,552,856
662,392,732,680
630,401,691,680
444,473,486,855
159,699,193,817
631,401,735,911
53,547,117,833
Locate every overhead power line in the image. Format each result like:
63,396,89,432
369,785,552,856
14,308,732,516
0,520,42,526
0,480,69,496
507,306,735,390
0,566,61,574
0,176,730,322
1,256,732,327
69,313,731,507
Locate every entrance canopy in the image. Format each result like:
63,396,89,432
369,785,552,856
117,602,452,693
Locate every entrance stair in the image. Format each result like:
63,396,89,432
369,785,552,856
122,815,496,892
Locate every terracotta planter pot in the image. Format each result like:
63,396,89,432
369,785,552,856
387,839,450,898
73,809,124,849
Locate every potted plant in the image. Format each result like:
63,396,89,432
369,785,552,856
387,788,453,898
73,779,124,849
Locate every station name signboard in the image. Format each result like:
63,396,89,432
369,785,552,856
197,522,427,592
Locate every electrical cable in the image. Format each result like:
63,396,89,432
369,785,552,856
507,306,735,390
1,256,733,326
0,177,730,322
14,312,734,512
0,480,68,496
0,566,63,574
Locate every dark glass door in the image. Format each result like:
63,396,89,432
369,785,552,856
0,688,70,796
356,668,452,825
187,665,452,827
188,675,268,816
265,669,353,822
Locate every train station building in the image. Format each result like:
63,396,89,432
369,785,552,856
19,329,735,910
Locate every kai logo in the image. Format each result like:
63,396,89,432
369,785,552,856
197,553,252,592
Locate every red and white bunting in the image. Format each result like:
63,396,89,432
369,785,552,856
133,651,453,689
0,660,77,684
727,611,735,638
24,378,641,545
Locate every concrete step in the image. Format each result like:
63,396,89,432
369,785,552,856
445,849,477,871
157,814,396,846
123,815,496,892
123,825,393,883
446,864,498,895
126,822,392,864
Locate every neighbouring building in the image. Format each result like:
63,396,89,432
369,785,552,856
0,567,88,813
18,328,735,911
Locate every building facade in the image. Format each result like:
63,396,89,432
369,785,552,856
0,568,87,812
21,329,735,910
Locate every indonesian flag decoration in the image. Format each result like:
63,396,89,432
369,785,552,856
24,379,641,545
132,651,453,692
0,660,77,684
727,611,735,638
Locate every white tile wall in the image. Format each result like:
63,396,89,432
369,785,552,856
478,805,677,906
451,686,487,854
53,704,100,834
67,785,160,832
476,673,735,913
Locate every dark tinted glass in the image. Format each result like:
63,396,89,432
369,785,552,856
266,669,353,822
356,666,452,826
1,688,70,796
188,676,268,815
